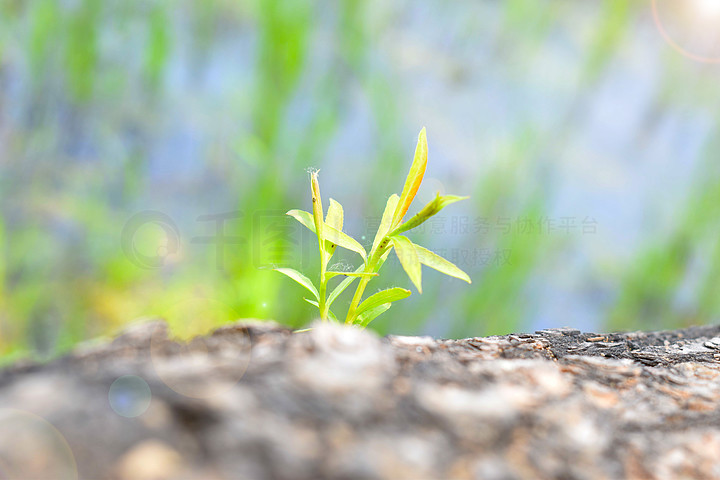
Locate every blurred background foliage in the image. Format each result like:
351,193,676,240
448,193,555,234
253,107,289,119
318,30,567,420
1,0,720,360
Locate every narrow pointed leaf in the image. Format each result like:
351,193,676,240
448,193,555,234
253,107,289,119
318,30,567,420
310,171,324,242
325,271,379,279
287,209,366,262
287,209,315,232
390,235,422,293
388,193,469,237
413,243,472,284
355,287,411,319
326,198,344,231
392,128,428,227
304,298,338,321
274,268,319,300
327,265,363,307
356,303,391,327
323,226,367,262
325,198,344,256
371,194,399,253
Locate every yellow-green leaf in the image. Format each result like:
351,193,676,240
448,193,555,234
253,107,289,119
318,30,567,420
287,209,314,232
274,267,319,300
311,171,324,242
287,209,366,262
303,298,338,321
327,265,363,308
371,194,399,254
323,226,367,262
413,243,471,284
325,198,344,255
325,271,378,279
390,235,422,293
326,198,344,231
354,287,411,320
388,193,469,237
356,303,391,327
392,127,428,227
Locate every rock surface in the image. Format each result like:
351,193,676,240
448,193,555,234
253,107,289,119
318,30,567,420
3,321,720,479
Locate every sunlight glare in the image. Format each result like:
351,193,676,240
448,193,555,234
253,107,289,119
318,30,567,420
696,0,720,18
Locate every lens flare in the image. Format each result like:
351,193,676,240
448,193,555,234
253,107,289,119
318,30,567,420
653,0,720,62
0,409,78,480
696,0,720,17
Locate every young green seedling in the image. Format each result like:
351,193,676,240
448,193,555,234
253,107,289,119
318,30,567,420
275,128,471,327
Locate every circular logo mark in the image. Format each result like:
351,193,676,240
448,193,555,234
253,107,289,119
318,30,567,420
121,211,180,269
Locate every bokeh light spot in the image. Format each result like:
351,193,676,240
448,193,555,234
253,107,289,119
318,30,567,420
109,376,152,418
0,409,78,480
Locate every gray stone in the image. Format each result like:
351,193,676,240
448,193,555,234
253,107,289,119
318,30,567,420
2,321,720,479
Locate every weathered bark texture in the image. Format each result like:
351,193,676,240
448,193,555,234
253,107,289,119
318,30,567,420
3,321,720,479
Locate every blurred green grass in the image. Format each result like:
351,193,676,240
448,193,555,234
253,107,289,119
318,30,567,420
1,0,720,361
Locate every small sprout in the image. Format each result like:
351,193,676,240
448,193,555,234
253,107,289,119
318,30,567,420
275,128,471,327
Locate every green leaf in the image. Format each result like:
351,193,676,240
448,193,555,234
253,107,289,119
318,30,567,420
287,209,315,232
274,267,319,300
326,198,344,231
327,265,363,307
388,193,469,237
355,287,411,319
325,198,344,255
325,271,378,279
356,303,391,327
371,194,399,254
390,235,422,293
303,298,338,321
323,226,367,262
287,209,367,262
392,128,428,227
311,171,324,243
413,243,472,284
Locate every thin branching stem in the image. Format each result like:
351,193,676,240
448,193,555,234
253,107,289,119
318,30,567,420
346,241,388,323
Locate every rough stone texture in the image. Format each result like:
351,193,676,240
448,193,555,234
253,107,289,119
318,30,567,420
3,321,720,479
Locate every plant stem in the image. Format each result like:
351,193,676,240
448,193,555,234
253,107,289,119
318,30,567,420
346,275,371,323
319,253,328,321
345,239,390,323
